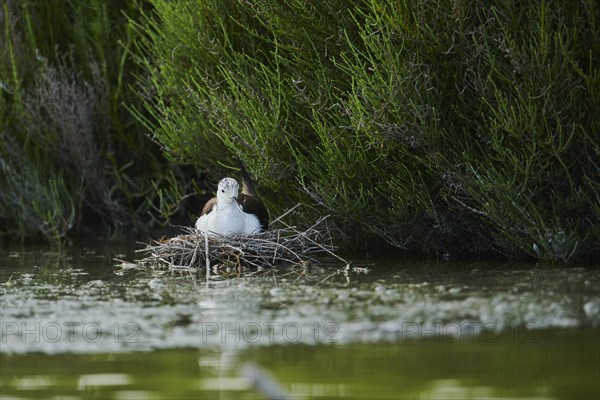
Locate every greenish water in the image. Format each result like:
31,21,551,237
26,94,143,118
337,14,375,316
1,244,599,399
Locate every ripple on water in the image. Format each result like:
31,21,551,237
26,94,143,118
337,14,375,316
1,252,599,353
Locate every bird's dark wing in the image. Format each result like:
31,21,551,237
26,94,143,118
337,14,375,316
238,161,269,230
200,197,217,216
238,193,269,230
239,162,259,198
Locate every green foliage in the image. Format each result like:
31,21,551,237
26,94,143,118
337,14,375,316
135,0,599,262
2,0,597,262
0,0,167,240
441,1,600,260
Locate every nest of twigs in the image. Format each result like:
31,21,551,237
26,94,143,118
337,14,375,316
137,208,348,272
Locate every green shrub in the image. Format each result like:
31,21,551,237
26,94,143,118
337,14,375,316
0,0,169,240
134,0,599,262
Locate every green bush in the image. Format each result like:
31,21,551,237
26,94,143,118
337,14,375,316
3,0,597,263
134,0,599,262
0,0,170,240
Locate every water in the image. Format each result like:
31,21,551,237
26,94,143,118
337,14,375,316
1,243,599,399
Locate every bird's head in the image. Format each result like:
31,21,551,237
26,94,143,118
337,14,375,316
216,177,239,203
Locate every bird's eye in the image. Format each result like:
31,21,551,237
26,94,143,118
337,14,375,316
221,189,225,193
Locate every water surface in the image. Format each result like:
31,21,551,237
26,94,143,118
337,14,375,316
1,243,598,399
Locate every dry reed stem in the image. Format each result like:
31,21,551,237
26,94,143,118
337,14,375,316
136,212,348,272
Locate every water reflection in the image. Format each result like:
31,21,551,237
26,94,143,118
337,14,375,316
12,375,54,390
77,373,132,388
1,244,599,399
2,332,598,399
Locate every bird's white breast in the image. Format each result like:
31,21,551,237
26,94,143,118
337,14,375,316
196,202,259,236
242,212,261,234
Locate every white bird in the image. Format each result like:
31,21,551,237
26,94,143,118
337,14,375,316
195,177,264,236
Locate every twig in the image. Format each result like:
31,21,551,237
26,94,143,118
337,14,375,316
205,232,210,286
137,207,347,272
269,203,302,226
